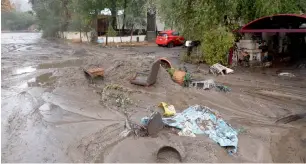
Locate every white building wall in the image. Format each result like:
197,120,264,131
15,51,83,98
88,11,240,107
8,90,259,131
60,31,145,43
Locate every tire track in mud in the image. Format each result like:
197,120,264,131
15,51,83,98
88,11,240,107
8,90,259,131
2,91,47,162
188,89,277,122
67,123,125,163
270,128,306,162
220,76,306,117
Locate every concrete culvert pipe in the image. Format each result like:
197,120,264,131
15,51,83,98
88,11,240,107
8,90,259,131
156,146,182,163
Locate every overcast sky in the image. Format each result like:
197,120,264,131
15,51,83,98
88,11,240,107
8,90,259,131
11,0,32,12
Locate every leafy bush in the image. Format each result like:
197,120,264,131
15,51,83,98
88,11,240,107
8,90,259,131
201,27,235,66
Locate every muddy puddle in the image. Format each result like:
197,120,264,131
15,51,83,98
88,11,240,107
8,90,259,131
13,66,36,75
12,59,83,76
37,59,83,69
19,73,57,88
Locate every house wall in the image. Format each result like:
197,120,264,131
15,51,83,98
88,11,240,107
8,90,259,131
97,35,146,43
60,31,91,42
60,31,145,43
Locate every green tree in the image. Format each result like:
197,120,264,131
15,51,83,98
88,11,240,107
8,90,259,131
30,0,71,37
156,0,304,65
125,0,146,42
1,11,36,31
107,25,118,43
30,0,108,39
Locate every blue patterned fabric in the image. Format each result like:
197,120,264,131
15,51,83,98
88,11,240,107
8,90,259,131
143,105,238,153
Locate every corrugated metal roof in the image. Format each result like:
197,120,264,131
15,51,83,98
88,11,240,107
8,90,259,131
238,14,306,33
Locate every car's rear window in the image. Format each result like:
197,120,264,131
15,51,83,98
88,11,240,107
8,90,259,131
158,33,167,37
172,32,179,36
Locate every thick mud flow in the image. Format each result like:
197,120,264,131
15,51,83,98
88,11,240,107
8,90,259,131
1,33,306,162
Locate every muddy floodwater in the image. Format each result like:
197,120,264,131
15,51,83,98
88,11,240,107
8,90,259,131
1,33,306,163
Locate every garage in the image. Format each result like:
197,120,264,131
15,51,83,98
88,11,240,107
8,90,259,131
234,14,306,67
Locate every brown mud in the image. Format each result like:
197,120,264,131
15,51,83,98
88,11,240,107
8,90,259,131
1,33,306,162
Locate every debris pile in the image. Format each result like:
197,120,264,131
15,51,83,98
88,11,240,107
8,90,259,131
158,102,176,117
210,63,234,75
190,79,231,92
100,84,134,108
162,105,238,154
130,59,161,86
140,104,238,154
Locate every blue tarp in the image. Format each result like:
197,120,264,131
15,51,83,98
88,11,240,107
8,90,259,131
156,105,238,153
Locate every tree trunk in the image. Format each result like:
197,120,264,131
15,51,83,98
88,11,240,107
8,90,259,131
121,0,127,35
61,0,70,32
91,11,98,43
111,0,117,30
85,32,89,43
130,24,134,42
79,27,82,43
106,34,108,45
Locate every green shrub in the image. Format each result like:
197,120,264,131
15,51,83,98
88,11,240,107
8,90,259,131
201,27,234,66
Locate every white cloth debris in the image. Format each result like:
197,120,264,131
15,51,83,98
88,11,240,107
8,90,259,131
210,63,234,75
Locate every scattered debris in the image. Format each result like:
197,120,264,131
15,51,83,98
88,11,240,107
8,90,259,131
278,72,295,77
159,57,172,69
167,68,176,77
121,116,148,137
210,63,234,75
178,121,196,137
100,84,134,108
147,112,164,136
162,105,238,153
83,67,104,83
130,59,161,86
159,102,176,117
119,128,133,138
183,72,192,87
185,40,201,56
190,79,231,92
172,70,186,85
215,84,231,92
140,112,164,136
190,79,215,90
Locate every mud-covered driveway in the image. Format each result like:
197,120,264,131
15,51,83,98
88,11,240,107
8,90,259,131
1,33,306,163
1,33,184,163
1,33,125,162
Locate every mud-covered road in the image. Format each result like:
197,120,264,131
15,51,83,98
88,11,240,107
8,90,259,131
1,33,306,163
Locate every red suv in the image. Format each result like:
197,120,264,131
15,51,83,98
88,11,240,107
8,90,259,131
156,30,185,48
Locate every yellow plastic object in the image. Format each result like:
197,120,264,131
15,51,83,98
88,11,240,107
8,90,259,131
159,102,176,117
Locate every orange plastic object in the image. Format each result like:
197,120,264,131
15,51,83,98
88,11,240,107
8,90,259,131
172,70,186,85
85,67,104,77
